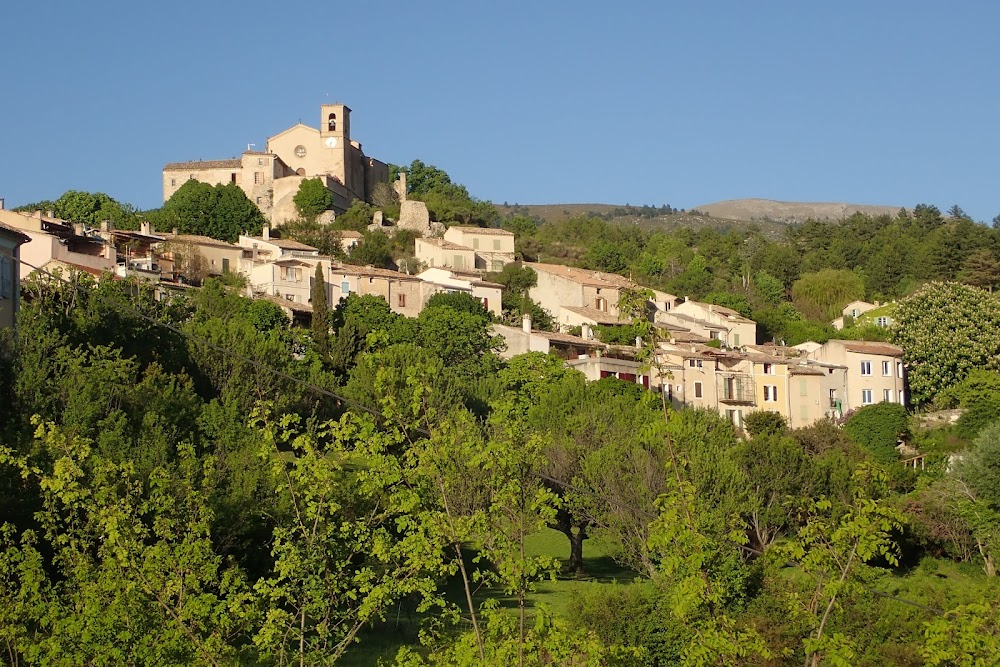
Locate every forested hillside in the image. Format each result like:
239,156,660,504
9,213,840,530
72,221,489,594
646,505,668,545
2,264,1000,665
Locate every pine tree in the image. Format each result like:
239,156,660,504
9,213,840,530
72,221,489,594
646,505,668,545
311,263,329,356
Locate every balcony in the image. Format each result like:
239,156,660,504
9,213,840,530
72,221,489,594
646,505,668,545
718,373,756,406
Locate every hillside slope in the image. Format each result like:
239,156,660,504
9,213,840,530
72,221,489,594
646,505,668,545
693,198,901,223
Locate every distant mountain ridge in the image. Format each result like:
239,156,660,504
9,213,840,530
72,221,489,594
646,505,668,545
692,198,902,223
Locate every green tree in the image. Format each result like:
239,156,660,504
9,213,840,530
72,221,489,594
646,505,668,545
161,180,264,242
960,249,1000,292
311,262,329,356
891,282,1000,405
347,230,393,268
843,402,909,464
292,178,333,222
791,269,865,322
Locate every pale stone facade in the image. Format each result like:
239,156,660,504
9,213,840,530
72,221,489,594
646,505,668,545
0,209,116,277
442,226,515,272
415,237,476,271
0,221,30,329
416,267,503,317
806,340,906,410
163,103,389,223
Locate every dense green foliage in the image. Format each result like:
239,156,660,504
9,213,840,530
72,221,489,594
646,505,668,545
14,189,141,229
891,282,1000,405
292,177,333,221
3,268,1000,665
153,180,266,242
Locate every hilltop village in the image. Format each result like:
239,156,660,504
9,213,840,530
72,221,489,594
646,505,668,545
3,102,1000,665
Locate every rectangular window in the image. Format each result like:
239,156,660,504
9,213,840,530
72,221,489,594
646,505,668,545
899,390,905,405
222,258,229,273
493,239,501,250
800,404,809,420
254,172,264,184
799,379,808,396
882,361,890,376
763,363,775,375
694,382,703,399
341,281,350,294
256,196,263,205
170,178,176,187
861,361,872,376
733,333,740,347
862,389,873,405
877,316,889,327
472,238,480,249
230,173,237,183
883,389,892,403
0,254,11,299
258,158,264,166
688,359,703,369
764,385,778,402
897,362,903,378
398,293,406,307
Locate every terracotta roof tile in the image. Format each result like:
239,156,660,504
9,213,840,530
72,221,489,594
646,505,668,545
163,159,242,171
448,226,514,236
526,262,635,289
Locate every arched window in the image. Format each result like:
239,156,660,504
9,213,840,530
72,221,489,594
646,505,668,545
328,113,337,131
296,168,306,176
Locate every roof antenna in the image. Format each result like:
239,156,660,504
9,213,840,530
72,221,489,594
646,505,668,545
247,143,256,152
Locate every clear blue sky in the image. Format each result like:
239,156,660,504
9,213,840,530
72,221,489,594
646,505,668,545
3,1,998,221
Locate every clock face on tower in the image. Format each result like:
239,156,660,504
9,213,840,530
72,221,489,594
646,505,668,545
294,145,307,158
325,137,338,148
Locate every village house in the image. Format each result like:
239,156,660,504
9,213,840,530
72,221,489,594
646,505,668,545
441,226,515,272
326,264,428,318
525,262,637,326
803,339,906,410
416,267,503,317
414,237,477,271
0,208,117,278
668,298,757,348
156,233,243,283
0,220,31,329
831,300,880,329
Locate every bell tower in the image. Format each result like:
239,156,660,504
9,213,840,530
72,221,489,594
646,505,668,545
320,103,350,141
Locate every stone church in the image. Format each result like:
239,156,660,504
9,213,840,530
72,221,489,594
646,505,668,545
162,104,389,224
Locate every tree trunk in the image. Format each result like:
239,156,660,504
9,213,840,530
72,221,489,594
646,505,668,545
568,525,587,574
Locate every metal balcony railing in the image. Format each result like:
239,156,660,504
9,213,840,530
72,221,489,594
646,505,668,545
718,373,756,405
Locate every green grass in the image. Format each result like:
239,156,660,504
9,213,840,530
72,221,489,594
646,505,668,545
339,529,641,665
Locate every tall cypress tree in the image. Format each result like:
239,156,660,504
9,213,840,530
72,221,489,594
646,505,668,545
312,263,329,356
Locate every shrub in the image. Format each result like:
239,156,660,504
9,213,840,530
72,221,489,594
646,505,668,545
843,402,909,464
744,411,788,438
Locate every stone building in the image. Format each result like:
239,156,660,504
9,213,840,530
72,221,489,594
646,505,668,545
163,103,390,224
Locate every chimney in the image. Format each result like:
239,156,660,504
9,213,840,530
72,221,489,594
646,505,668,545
73,222,85,236
263,225,270,241
581,323,592,340
252,242,258,261
522,313,532,333
874,300,881,307
0,197,4,210
47,210,55,219
100,220,110,232
172,227,179,236
140,221,150,236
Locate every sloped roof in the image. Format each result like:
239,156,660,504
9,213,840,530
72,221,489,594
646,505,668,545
419,237,472,251
248,236,318,252
0,221,31,244
448,226,514,236
160,234,240,250
526,262,635,289
838,340,904,357
560,306,627,325
163,159,241,171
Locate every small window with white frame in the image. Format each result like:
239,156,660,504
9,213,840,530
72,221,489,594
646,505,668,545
763,363,775,375
883,389,892,403
688,359,703,369
881,361,891,376
764,385,778,402
862,389,873,405
861,361,872,376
